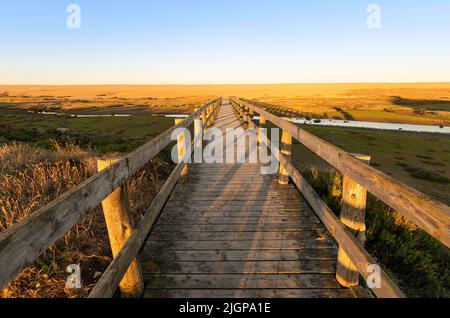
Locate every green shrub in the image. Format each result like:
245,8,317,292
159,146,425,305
303,169,450,298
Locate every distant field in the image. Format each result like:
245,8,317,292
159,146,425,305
1,83,449,124
1,83,449,201
0,112,175,154
242,84,450,126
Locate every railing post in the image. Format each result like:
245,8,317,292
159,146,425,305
209,104,215,126
97,159,144,298
202,109,207,131
244,105,249,124
175,118,189,177
336,154,371,287
236,102,243,122
206,106,210,127
248,108,255,129
215,100,220,117
278,130,292,185
194,109,203,163
258,115,266,148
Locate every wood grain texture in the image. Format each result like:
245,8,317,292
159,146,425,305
232,99,404,298
97,159,144,298
336,155,371,287
89,100,223,298
142,102,354,299
0,99,220,290
232,98,450,248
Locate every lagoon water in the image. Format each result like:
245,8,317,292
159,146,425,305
28,111,449,134
251,116,449,134
28,111,131,118
281,117,450,134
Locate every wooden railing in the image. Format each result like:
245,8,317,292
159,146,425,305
0,98,222,297
229,97,450,298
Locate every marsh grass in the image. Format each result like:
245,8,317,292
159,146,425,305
0,142,172,298
0,113,174,154
303,169,450,298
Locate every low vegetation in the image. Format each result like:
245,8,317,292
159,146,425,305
0,142,172,297
0,113,174,154
290,125,450,206
304,169,450,298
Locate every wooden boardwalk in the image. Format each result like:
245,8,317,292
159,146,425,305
140,102,359,298
2,98,447,298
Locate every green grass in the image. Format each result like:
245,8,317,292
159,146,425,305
285,124,450,297
0,112,174,153
303,170,450,298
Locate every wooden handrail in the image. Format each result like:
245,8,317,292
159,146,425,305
230,97,450,248
0,98,222,290
230,99,405,298
230,98,448,298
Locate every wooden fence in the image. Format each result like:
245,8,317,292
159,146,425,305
229,97,450,298
0,98,222,297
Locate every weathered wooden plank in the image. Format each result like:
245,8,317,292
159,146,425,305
144,288,355,298
141,260,336,274
164,201,303,208
88,101,222,298
147,230,328,241
138,102,349,299
0,98,221,290
171,189,299,196
141,249,338,262
159,211,314,217
161,207,306,213
151,224,326,232
157,216,320,225
166,198,287,204
144,239,336,251
145,273,341,289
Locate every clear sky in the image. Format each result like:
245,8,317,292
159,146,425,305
1,0,449,84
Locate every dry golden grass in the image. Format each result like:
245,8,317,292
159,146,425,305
0,92,211,115
0,142,171,298
1,83,450,98
1,83,449,123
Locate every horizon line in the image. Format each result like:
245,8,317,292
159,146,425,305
1,81,450,87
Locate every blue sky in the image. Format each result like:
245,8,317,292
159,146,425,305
1,0,449,84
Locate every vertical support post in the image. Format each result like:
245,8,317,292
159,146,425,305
97,159,144,298
194,109,203,163
278,130,292,185
336,154,371,287
236,103,243,122
202,109,207,131
209,105,215,126
214,100,220,117
244,105,249,124
258,115,266,148
206,106,211,127
175,118,189,177
248,108,254,129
